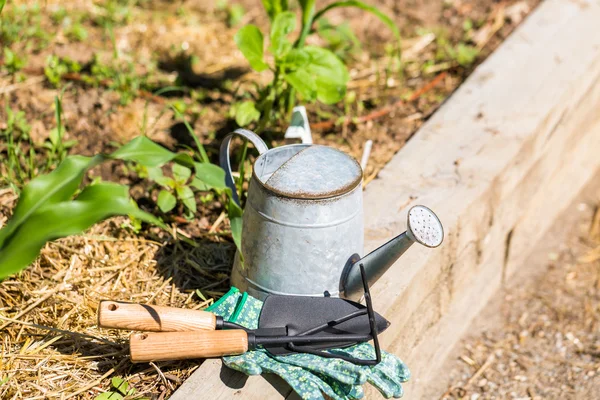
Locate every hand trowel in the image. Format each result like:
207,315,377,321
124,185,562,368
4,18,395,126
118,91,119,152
99,266,388,365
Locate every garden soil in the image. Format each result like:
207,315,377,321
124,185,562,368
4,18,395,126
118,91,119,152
429,189,600,399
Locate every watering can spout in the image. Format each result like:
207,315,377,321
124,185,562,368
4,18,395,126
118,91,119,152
341,206,444,300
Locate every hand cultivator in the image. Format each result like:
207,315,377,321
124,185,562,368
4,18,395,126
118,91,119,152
100,265,386,365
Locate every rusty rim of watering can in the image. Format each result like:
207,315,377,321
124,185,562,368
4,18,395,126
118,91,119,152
253,145,363,200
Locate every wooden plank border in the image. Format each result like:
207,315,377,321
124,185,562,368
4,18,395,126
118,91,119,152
172,0,600,398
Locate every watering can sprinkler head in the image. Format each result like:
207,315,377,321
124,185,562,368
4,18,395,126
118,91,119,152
341,205,444,300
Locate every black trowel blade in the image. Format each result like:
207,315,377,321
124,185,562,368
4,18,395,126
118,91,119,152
259,295,390,355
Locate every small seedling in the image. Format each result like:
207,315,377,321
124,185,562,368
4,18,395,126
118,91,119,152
232,0,401,132
315,18,361,61
44,55,82,87
94,377,147,400
0,105,34,189
2,47,26,73
66,22,89,42
150,164,197,217
43,94,77,168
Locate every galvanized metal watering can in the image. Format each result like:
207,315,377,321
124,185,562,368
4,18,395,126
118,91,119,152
220,128,444,301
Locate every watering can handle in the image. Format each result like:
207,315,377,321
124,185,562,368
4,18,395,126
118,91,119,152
220,128,268,206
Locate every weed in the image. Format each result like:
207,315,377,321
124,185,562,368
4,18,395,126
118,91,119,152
315,18,361,61
217,0,246,27
0,106,35,190
44,94,77,169
44,55,82,87
2,48,26,73
0,3,50,49
66,22,89,42
92,0,134,29
50,6,68,23
150,164,197,218
90,56,152,105
94,377,147,400
232,0,400,132
434,28,479,68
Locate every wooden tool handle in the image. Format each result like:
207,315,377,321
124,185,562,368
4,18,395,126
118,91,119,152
98,301,216,332
129,330,249,363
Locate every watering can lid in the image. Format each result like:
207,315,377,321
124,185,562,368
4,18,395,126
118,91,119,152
264,146,362,199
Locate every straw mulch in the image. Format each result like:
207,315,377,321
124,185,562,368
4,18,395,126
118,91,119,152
0,189,235,399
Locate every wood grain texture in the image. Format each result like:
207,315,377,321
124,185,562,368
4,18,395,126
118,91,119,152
129,330,249,363
98,301,216,332
171,0,600,398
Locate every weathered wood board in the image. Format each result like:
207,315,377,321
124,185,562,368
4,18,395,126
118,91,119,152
171,0,600,398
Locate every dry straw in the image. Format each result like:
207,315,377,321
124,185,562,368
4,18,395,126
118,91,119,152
0,189,234,399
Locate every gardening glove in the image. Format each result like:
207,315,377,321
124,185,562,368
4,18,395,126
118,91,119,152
206,288,410,399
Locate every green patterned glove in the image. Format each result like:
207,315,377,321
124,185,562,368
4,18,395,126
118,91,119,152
206,288,410,399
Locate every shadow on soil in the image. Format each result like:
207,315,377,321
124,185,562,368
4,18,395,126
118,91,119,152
153,238,235,297
158,53,248,92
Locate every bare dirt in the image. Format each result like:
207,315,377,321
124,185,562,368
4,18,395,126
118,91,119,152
431,195,600,399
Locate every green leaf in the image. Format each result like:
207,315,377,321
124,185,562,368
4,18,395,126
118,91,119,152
94,392,124,400
192,163,228,190
284,68,316,101
227,199,243,254
0,183,165,279
195,289,207,301
313,1,401,51
300,46,349,104
177,186,196,213
0,0,6,14
270,11,296,58
169,105,209,164
54,95,63,142
283,48,310,68
173,164,192,181
234,25,269,72
455,43,478,67
234,101,261,127
0,155,100,248
111,377,129,395
49,128,60,146
157,190,177,213
261,0,288,20
111,136,176,167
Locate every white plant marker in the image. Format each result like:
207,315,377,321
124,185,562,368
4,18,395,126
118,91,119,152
284,105,313,144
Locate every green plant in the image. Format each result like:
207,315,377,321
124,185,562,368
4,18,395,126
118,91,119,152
43,94,77,168
0,136,239,279
90,56,151,105
94,377,147,400
2,47,26,73
217,0,246,27
232,0,400,132
447,43,478,67
0,3,50,50
66,22,89,42
0,0,6,14
151,164,197,217
434,29,479,68
44,55,82,87
0,106,35,189
92,0,134,29
315,18,361,61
